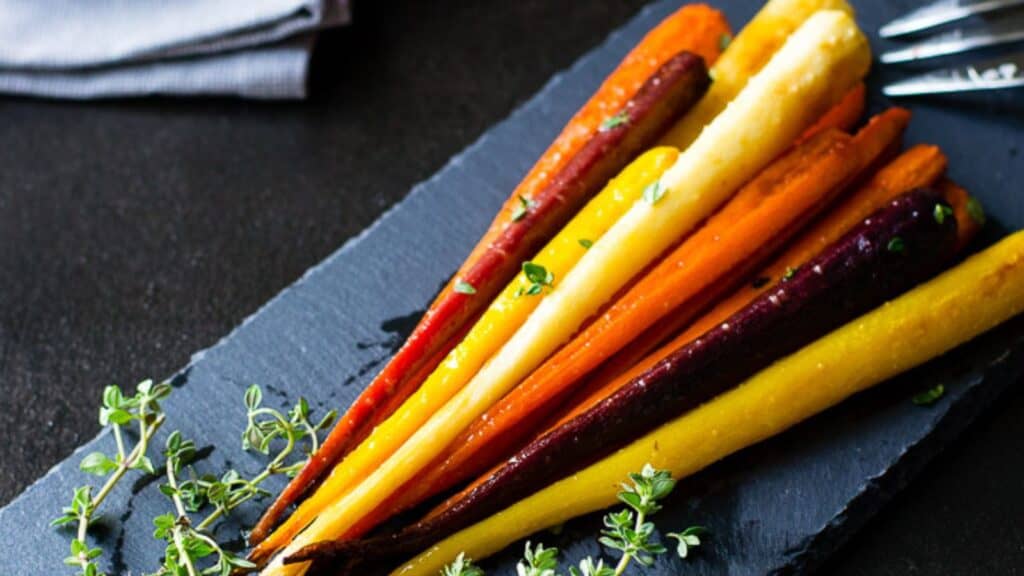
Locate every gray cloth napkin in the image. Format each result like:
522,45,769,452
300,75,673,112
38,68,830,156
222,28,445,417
0,0,350,100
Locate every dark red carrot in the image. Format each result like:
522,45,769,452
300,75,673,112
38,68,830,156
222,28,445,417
289,189,962,574
249,50,712,546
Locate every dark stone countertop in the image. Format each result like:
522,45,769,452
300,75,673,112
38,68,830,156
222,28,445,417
0,1,1021,574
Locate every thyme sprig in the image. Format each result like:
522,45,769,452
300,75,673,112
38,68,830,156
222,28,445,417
54,381,334,576
151,387,335,575
52,380,171,576
444,464,705,576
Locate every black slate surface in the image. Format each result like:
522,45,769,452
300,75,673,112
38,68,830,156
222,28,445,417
1,1,1023,575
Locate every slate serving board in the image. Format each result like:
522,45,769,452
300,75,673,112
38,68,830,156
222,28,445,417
2,1,1022,574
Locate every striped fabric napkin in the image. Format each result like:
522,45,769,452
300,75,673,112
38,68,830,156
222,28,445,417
0,0,350,100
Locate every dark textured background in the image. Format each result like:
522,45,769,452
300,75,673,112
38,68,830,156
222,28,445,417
0,1,1021,574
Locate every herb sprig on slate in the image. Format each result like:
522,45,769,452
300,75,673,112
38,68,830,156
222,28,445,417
52,380,171,576
53,381,334,576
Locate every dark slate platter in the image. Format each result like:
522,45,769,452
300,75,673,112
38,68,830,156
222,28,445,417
2,1,1022,574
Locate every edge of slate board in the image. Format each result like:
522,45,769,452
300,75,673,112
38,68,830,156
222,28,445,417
3,0,1023,574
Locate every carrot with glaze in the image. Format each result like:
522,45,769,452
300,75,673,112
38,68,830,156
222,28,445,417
249,34,716,545
292,189,965,573
368,108,908,527
258,13,871,575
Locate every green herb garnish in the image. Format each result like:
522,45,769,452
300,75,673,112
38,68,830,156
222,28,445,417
455,281,477,295
53,380,171,576
443,552,484,576
912,384,945,406
966,197,986,226
54,381,334,576
642,180,667,205
719,33,733,51
599,111,630,132
933,203,954,225
887,236,906,253
579,238,594,249
515,261,555,298
669,525,708,559
512,194,537,222
782,267,797,282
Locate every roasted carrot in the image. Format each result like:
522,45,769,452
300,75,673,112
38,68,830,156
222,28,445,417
259,13,870,575
659,0,854,149
249,6,729,545
798,82,865,143
292,189,963,574
247,147,680,565
376,108,907,527
390,228,1024,576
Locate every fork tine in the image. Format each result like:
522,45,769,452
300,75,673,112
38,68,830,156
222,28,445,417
880,11,1024,63
881,0,1024,38
883,52,1024,96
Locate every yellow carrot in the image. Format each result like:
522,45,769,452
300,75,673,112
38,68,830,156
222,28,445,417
260,12,870,575
395,230,1024,575
659,0,854,149
250,147,680,562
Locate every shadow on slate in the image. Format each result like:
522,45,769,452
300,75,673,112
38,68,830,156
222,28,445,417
1,1,1022,574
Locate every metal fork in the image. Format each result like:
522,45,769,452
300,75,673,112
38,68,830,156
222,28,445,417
880,0,1024,96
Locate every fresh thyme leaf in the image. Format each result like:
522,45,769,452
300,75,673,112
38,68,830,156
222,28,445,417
523,262,553,285
642,180,667,205
516,261,555,298
80,452,118,477
966,197,986,226
668,526,708,559
512,194,537,222
719,33,733,50
455,281,477,295
578,238,594,249
912,383,945,406
933,203,954,225
599,110,630,132
518,542,560,576
443,552,484,576
887,236,905,253
782,266,797,282
569,557,615,576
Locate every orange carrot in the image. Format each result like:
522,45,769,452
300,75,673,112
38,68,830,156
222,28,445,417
798,82,865,143
562,139,948,425
355,111,907,532
248,4,731,545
